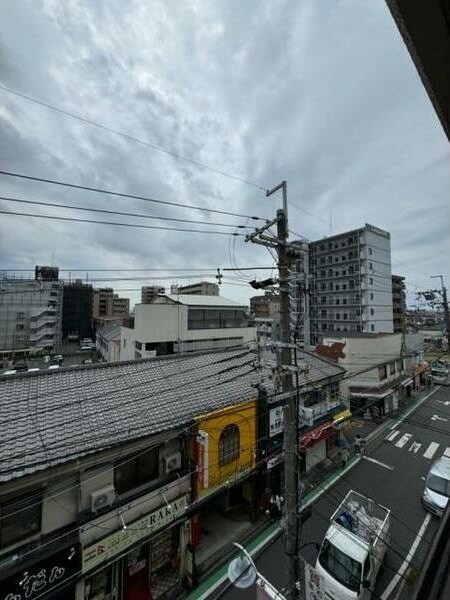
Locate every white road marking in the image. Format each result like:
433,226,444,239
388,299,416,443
409,442,422,454
380,513,432,600
361,456,394,470
436,400,450,406
444,447,450,458
386,430,400,442
423,442,440,459
395,433,412,448
388,387,440,430
431,414,448,422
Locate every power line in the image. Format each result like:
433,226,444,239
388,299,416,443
0,85,267,191
0,266,275,272
0,195,250,229
0,209,246,236
0,170,267,221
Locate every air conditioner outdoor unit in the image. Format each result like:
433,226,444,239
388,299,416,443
91,485,116,513
164,452,182,474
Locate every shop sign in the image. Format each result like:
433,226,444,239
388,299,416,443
298,406,314,427
82,495,186,573
269,406,284,437
196,430,209,489
304,563,324,600
1,545,80,600
266,455,282,470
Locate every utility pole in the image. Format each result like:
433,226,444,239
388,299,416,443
430,275,450,350
247,181,300,598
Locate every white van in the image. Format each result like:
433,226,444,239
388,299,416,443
422,456,450,516
316,491,390,599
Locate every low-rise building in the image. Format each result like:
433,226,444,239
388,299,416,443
0,347,260,599
170,282,219,296
316,332,425,417
121,294,255,360
141,286,166,304
63,280,94,341
96,322,122,362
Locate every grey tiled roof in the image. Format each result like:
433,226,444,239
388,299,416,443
0,347,345,483
0,348,259,483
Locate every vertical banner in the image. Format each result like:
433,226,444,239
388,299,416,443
305,563,324,600
196,430,209,489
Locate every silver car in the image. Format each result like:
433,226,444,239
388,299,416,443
422,456,450,516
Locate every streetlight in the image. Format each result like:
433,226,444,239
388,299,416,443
227,542,286,598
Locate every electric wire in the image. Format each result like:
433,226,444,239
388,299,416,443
0,86,266,192
0,209,246,236
0,195,251,229
0,170,267,221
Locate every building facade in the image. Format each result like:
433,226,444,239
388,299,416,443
250,292,280,319
309,223,394,344
0,347,260,600
392,274,406,333
62,280,94,341
170,282,219,296
93,288,130,328
141,286,166,304
121,294,255,360
317,332,425,417
0,275,63,355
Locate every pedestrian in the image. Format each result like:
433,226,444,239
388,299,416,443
340,447,349,470
354,434,365,455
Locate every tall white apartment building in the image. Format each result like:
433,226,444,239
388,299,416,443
309,224,393,345
0,276,63,354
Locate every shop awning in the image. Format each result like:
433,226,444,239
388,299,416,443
401,378,414,387
349,388,393,400
299,420,334,450
333,408,352,423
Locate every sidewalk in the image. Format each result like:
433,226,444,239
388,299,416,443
185,385,437,600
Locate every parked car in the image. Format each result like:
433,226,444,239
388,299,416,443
422,456,450,516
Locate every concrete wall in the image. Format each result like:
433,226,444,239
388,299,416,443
322,333,404,399
361,228,393,334
41,478,78,534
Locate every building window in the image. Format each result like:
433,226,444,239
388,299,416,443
369,248,373,255
219,424,240,467
336,313,340,320
369,262,373,270
371,324,375,332
379,365,387,380
336,299,340,305
0,492,41,546
343,313,348,320
335,285,340,291
114,447,160,495
389,362,395,375
370,308,374,316
343,299,347,305
16,323,25,331
16,312,25,320
135,341,142,350
321,296,327,304
343,284,347,290
370,293,374,300
369,278,373,285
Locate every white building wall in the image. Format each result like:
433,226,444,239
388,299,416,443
322,333,403,400
361,228,393,334
120,303,255,361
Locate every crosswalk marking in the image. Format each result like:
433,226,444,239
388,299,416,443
409,442,422,454
444,447,450,458
423,442,440,460
386,430,400,442
395,433,412,448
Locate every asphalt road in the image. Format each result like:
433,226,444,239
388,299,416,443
217,384,450,600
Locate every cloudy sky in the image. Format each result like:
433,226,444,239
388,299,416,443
1,0,448,309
